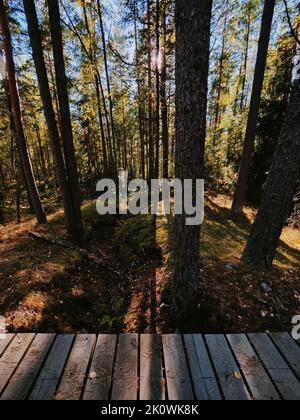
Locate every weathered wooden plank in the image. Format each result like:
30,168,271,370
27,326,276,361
162,335,194,401
56,334,96,400
29,335,74,400
248,333,300,400
0,333,35,396
184,334,221,400
140,334,165,400
83,335,117,401
271,332,300,380
1,334,55,400
205,335,251,400
0,334,14,358
227,334,280,400
111,334,138,401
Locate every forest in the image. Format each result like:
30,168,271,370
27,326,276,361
0,0,299,335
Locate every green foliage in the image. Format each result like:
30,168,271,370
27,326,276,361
113,215,160,266
0,0,298,217
247,34,296,205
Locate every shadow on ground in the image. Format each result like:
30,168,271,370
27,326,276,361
0,194,299,334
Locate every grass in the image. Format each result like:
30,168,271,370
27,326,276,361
201,194,300,268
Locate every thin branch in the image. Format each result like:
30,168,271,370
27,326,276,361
283,0,300,47
108,43,156,74
108,43,137,67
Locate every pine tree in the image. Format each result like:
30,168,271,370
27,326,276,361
23,0,83,245
0,0,47,224
242,48,300,267
232,0,276,217
172,0,212,318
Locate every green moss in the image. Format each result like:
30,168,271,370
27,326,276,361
113,215,160,265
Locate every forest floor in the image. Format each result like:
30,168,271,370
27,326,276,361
0,192,299,334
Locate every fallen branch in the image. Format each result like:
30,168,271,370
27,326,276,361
28,231,126,279
28,231,68,248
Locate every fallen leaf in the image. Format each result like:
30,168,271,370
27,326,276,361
234,371,241,380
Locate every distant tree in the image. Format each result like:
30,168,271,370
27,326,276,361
247,33,296,206
231,0,276,217
160,0,169,180
242,48,300,267
0,0,47,224
23,0,83,245
97,0,117,170
172,0,212,318
147,0,155,181
47,0,84,245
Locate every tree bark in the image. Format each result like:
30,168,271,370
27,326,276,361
133,1,145,179
35,124,47,179
160,0,169,180
147,0,155,181
47,0,84,245
242,74,300,267
240,10,251,112
155,0,160,179
214,12,228,130
97,0,117,169
0,0,47,224
232,0,276,217
172,0,212,318
23,0,84,245
94,74,108,172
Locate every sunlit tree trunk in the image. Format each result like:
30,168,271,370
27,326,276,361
242,73,300,267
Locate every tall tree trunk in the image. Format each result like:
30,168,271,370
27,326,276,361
0,0,47,224
23,0,84,245
5,76,21,221
121,83,128,171
48,0,84,245
232,0,276,217
80,1,108,173
242,73,300,267
160,0,169,180
214,12,228,130
94,74,108,172
155,0,160,179
133,0,145,179
97,0,117,169
95,69,114,170
35,124,47,179
47,50,62,136
147,0,155,181
172,0,212,318
240,10,251,111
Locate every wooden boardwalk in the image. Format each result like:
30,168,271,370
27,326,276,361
0,333,299,400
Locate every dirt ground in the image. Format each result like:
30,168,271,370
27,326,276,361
0,194,299,334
